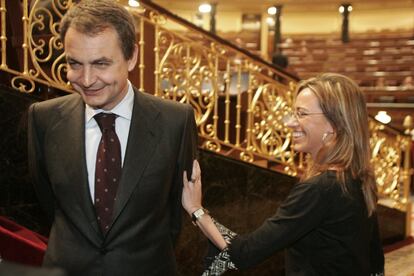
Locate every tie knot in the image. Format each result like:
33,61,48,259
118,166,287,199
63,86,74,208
94,113,117,132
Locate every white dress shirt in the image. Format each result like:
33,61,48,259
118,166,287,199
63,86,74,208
85,81,134,202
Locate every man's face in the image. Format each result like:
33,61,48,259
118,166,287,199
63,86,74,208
64,27,137,110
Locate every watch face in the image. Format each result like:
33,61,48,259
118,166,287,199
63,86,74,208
194,209,204,218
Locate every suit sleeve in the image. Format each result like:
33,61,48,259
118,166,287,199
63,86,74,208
28,103,55,222
170,104,198,244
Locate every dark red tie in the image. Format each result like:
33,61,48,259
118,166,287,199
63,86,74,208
94,113,122,234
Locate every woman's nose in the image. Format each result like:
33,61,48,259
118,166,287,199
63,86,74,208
284,113,299,128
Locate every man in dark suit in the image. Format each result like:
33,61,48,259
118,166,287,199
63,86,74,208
27,0,197,275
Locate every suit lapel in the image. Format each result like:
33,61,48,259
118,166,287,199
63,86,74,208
51,96,103,243
111,90,161,227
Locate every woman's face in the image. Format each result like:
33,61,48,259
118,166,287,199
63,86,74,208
286,88,334,159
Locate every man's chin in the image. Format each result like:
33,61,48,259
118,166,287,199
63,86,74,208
81,94,104,109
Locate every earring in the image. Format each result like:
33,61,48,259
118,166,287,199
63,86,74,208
322,132,334,142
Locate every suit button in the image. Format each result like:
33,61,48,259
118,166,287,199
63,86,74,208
100,247,107,255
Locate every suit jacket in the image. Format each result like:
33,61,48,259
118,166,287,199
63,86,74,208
28,88,197,276
0,261,67,276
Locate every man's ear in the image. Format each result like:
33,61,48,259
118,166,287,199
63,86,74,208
127,44,138,72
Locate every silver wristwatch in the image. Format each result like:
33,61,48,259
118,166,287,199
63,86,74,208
191,208,208,226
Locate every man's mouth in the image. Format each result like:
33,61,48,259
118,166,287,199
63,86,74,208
82,87,105,94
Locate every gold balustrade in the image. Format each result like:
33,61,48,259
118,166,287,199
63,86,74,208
0,0,412,235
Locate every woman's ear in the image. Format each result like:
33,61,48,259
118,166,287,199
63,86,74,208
322,131,335,142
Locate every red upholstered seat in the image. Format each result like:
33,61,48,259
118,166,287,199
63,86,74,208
0,216,47,266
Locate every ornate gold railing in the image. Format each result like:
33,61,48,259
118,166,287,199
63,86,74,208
0,0,412,234
370,120,413,235
0,0,71,93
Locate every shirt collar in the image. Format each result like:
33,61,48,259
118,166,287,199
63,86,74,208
85,81,134,124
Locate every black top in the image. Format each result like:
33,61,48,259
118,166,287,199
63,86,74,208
222,171,384,275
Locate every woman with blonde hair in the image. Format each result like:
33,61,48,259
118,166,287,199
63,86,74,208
183,73,384,275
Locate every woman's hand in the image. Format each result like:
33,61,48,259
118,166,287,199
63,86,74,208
183,160,228,251
182,160,203,216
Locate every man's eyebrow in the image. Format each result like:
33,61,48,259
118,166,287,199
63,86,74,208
91,57,112,64
65,55,78,62
65,56,112,64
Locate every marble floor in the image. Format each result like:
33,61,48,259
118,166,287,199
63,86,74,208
384,202,414,276
385,242,414,276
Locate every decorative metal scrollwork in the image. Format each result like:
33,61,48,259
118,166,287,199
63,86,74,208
11,75,35,93
369,121,405,209
157,30,215,129
250,81,292,159
28,0,71,89
203,140,221,152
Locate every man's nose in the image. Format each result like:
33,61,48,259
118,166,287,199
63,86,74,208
81,67,96,88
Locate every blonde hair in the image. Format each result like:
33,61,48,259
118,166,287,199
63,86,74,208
297,73,377,216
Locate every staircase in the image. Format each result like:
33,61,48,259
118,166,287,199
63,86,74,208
0,0,412,274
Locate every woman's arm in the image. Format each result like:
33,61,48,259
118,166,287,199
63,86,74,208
182,160,228,250
182,160,328,272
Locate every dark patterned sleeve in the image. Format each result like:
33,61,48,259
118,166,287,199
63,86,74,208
201,219,238,276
